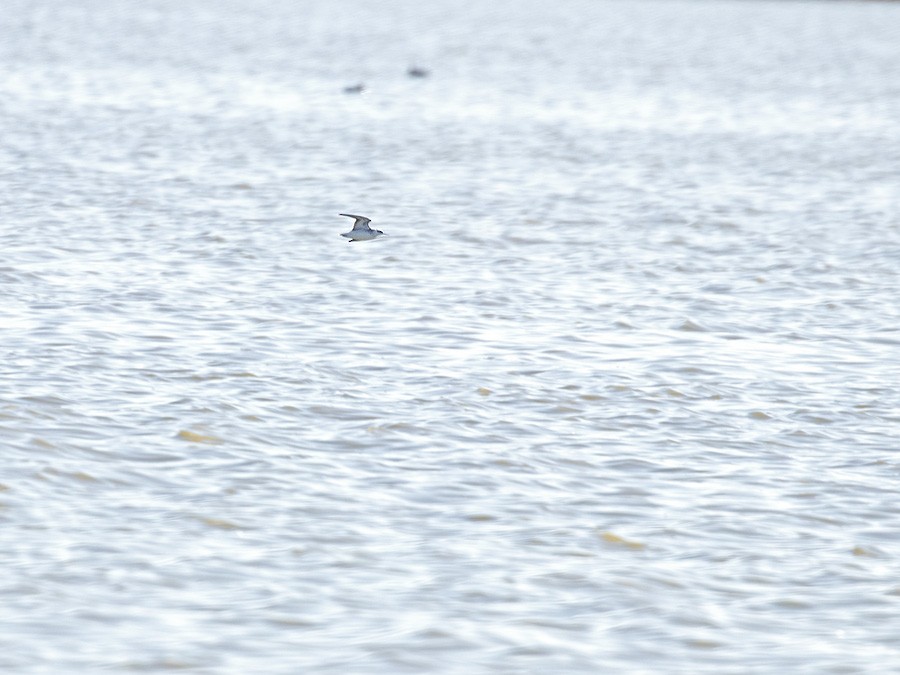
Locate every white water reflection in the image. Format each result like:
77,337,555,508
2,0,900,672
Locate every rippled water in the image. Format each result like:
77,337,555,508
2,0,900,672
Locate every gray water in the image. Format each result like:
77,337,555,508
2,0,900,672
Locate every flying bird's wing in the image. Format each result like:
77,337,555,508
339,213,372,230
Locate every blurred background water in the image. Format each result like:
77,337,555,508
2,0,900,672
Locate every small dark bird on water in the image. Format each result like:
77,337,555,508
343,83,365,94
407,67,429,78
339,214,385,242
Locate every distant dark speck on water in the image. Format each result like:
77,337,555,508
343,83,365,94
407,67,429,78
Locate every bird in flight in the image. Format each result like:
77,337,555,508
339,214,385,242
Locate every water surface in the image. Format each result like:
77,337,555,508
2,0,900,672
